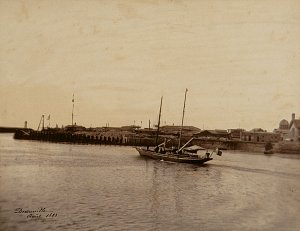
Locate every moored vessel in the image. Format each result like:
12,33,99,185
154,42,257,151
264,142,274,154
136,89,222,165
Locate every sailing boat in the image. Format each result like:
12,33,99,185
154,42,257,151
136,89,222,164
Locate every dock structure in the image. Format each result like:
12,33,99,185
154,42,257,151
12,127,238,150
13,128,162,147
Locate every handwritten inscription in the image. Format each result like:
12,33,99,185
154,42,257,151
14,208,58,220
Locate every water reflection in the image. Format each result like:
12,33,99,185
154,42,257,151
1,134,300,231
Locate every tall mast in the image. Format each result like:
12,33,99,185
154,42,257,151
37,114,44,131
178,88,188,150
155,96,163,146
72,94,74,126
42,115,45,130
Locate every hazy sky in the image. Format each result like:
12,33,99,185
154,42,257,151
0,0,299,131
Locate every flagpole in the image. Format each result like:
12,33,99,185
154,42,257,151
72,94,74,126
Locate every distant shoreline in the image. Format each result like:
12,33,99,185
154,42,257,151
11,128,300,155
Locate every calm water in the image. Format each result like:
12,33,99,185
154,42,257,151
0,133,300,231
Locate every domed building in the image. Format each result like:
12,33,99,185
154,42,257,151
279,119,289,130
274,117,290,140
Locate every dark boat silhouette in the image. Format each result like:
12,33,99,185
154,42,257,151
264,142,274,154
136,89,222,164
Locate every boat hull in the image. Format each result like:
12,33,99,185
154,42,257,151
264,150,274,154
136,148,213,164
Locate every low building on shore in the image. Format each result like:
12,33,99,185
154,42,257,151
193,129,230,140
64,124,86,132
158,125,201,136
241,129,281,143
121,125,141,132
227,129,245,140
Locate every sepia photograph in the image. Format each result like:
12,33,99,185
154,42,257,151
0,0,299,230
